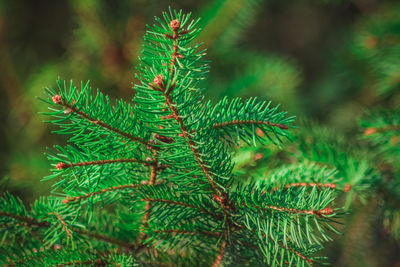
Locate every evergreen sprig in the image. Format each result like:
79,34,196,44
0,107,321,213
0,9,350,266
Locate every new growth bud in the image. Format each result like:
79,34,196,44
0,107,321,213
170,19,180,31
56,162,67,170
52,95,62,104
364,127,377,135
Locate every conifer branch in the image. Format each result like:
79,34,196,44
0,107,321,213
261,204,333,218
153,18,234,221
241,202,333,218
214,120,289,130
271,182,338,192
271,182,352,192
0,210,48,227
52,95,150,146
55,158,153,170
277,239,314,265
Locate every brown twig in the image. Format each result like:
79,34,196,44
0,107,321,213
52,96,151,147
138,149,159,242
252,203,333,218
48,212,72,237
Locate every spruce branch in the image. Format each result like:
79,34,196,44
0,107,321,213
1,8,355,266
55,158,153,170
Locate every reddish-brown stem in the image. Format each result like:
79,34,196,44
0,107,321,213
214,120,289,130
163,93,223,201
160,20,230,211
169,20,180,74
62,183,145,204
272,182,337,192
158,21,234,253
48,212,72,237
138,149,158,241
56,100,150,146
0,210,48,227
56,158,152,170
153,229,220,238
248,203,333,218
212,240,226,267
265,183,352,193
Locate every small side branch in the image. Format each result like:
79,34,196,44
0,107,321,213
214,120,289,130
56,158,153,170
263,205,333,218
138,149,159,242
241,202,333,218
0,210,48,227
52,95,150,146
48,212,71,237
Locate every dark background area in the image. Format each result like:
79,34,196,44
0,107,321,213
1,0,399,266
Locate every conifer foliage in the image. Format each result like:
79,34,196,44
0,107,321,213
1,9,349,266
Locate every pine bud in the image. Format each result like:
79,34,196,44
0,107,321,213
364,127,376,135
56,162,67,170
153,75,164,87
170,19,180,31
52,95,62,104
254,153,263,160
343,184,352,192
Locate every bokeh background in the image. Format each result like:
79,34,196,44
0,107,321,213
0,0,399,266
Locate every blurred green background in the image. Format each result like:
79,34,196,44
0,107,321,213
0,0,399,266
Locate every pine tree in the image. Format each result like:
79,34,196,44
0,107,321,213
1,9,357,266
